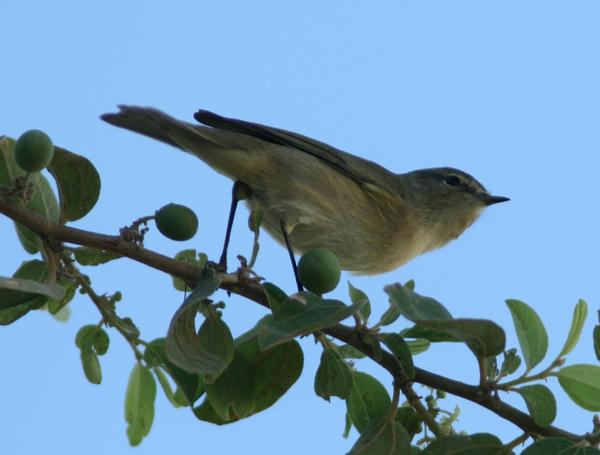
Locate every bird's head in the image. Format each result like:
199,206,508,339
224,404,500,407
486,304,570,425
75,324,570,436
402,167,509,246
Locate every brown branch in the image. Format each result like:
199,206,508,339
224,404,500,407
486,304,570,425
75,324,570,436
0,194,592,443
326,324,582,440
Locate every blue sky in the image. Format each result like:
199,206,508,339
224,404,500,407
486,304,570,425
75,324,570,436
1,1,599,453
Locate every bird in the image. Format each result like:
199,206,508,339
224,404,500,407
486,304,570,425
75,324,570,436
101,106,508,286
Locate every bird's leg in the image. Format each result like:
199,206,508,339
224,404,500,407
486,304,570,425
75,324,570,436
280,220,303,292
218,181,251,271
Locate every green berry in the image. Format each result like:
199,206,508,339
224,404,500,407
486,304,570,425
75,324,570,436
298,248,341,295
14,129,54,172
155,203,198,241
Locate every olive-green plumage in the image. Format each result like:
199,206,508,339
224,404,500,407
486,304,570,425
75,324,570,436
101,106,508,274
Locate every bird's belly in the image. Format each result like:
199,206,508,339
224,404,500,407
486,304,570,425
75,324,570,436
249,205,409,274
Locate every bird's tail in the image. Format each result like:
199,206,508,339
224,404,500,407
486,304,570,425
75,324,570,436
101,105,267,181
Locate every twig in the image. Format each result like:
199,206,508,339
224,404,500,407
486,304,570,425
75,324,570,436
60,253,143,359
497,358,563,390
504,433,529,451
401,384,443,437
477,355,488,387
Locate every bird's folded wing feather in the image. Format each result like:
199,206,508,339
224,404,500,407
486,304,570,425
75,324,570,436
194,110,398,196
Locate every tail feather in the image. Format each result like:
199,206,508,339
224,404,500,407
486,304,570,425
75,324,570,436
101,105,204,150
101,105,269,181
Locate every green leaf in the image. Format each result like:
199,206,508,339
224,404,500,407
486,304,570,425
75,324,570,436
263,282,289,317
348,417,411,455
13,259,47,280
516,384,557,427
594,325,600,362
401,325,461,342
251,344,304,412
76,325,109,385
247,213,261,267
165,268,230,381
171,249,205,291
173,387,192,407
395,407,422,440
192,400,229,425
377,280,417,326
166,304,234,383
384,283,453,322
236,327,304,413
248,209,262,233
469,433,505,447
346,371,391,434
50,304,71,322
362,333,384,363
47,278,77,314
379,334,415,379
72,247,122,266
151,367,182,408
196,324,304,424
521,437,600,454
15,173,60,253
80,350,102,384
0,136,17,184
75,325,110,355
498,349,521,378
522,438,572,454
193,335,303,425
378,302,402,327
0,302,39,323
486,357,498,381
557,299,588,358
406,339,431,355
314,347,353,401
257,292,367,349
46,145,100,222
205,351,255,420
171,248,198,292
189,267,221,302
349,282,371,323
413,319,506,357
506,299,548,371
0,260,49,325
0,276,65,309
557,364,600,411
143,338,204,406
343,411,352,438
422,433,505,454
124,363,156,446
338,344,367,359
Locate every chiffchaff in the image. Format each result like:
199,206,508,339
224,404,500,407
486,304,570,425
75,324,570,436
102,106,508,277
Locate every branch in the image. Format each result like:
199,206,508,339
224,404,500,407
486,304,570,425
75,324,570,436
0,194,592,443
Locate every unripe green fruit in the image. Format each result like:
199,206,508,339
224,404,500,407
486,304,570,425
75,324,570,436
298,248,341,295
155,203,198,241
15,129,54,172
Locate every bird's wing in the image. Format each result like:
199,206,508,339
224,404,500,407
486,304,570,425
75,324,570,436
194,110,398,195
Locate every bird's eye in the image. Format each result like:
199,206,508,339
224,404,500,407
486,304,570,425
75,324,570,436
444,175,461,187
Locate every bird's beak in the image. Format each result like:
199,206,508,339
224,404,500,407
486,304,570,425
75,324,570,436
481,194,510,206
